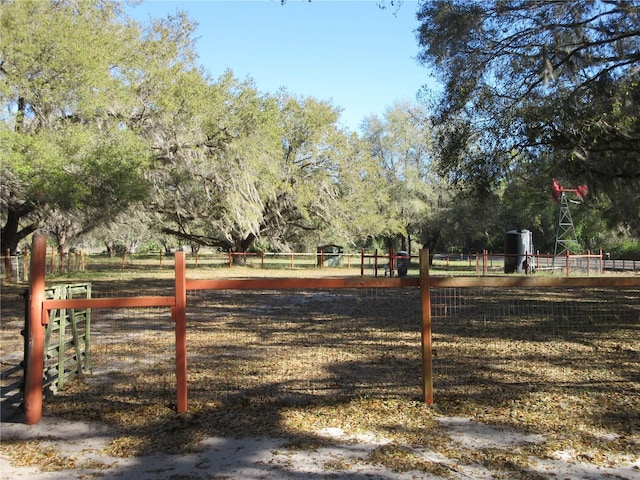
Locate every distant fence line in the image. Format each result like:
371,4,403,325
3,247,639,281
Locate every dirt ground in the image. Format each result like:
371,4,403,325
1,270,639,479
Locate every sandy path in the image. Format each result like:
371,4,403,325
2,404,638,480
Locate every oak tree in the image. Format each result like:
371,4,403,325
1,0,157,254
416,0,640,235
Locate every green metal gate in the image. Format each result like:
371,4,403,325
42,283,91,394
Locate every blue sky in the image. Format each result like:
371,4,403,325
127,0,438,131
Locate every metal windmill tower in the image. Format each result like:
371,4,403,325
551,179,587,263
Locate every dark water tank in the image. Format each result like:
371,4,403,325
504,230,533,274
396,251,409,277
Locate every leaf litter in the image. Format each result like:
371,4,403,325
1,281,639,478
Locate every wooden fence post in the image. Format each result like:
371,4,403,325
174,251,188,413
484,250,489,275
4,248,11,281
374,249,379,277
25,234,47,424
24,253,30,282
419,249,433,405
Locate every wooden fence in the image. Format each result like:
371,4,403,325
5,247,640,279
23,234,640,425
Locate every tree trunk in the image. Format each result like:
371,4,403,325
1,201,38,255
1,97,32,254
54,231,71,273
231,233,257,265
240,233,256,252
423,230,441,265
1,212,21,255
384,236,394,255
15,97,26,133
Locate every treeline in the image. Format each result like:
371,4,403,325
2,1,638,259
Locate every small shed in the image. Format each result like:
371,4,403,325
317,244,343,267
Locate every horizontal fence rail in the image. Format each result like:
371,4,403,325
185,277,421,291
42,296,177,312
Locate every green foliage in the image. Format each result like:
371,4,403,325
3,0,635,258
0,0,157,252
360,101,441,251
145,73,354,253
416,0,640,236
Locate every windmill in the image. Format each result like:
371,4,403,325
551,179,588,265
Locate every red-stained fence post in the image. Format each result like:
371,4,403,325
174,252,188,413
25,234,47,424
419,249,433,405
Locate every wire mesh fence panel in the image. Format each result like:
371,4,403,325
430,287,640,401
186,288,424,405
79,305,176,406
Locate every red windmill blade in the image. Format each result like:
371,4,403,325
551,179,588,203
551,178,563,202
576,184,588,199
